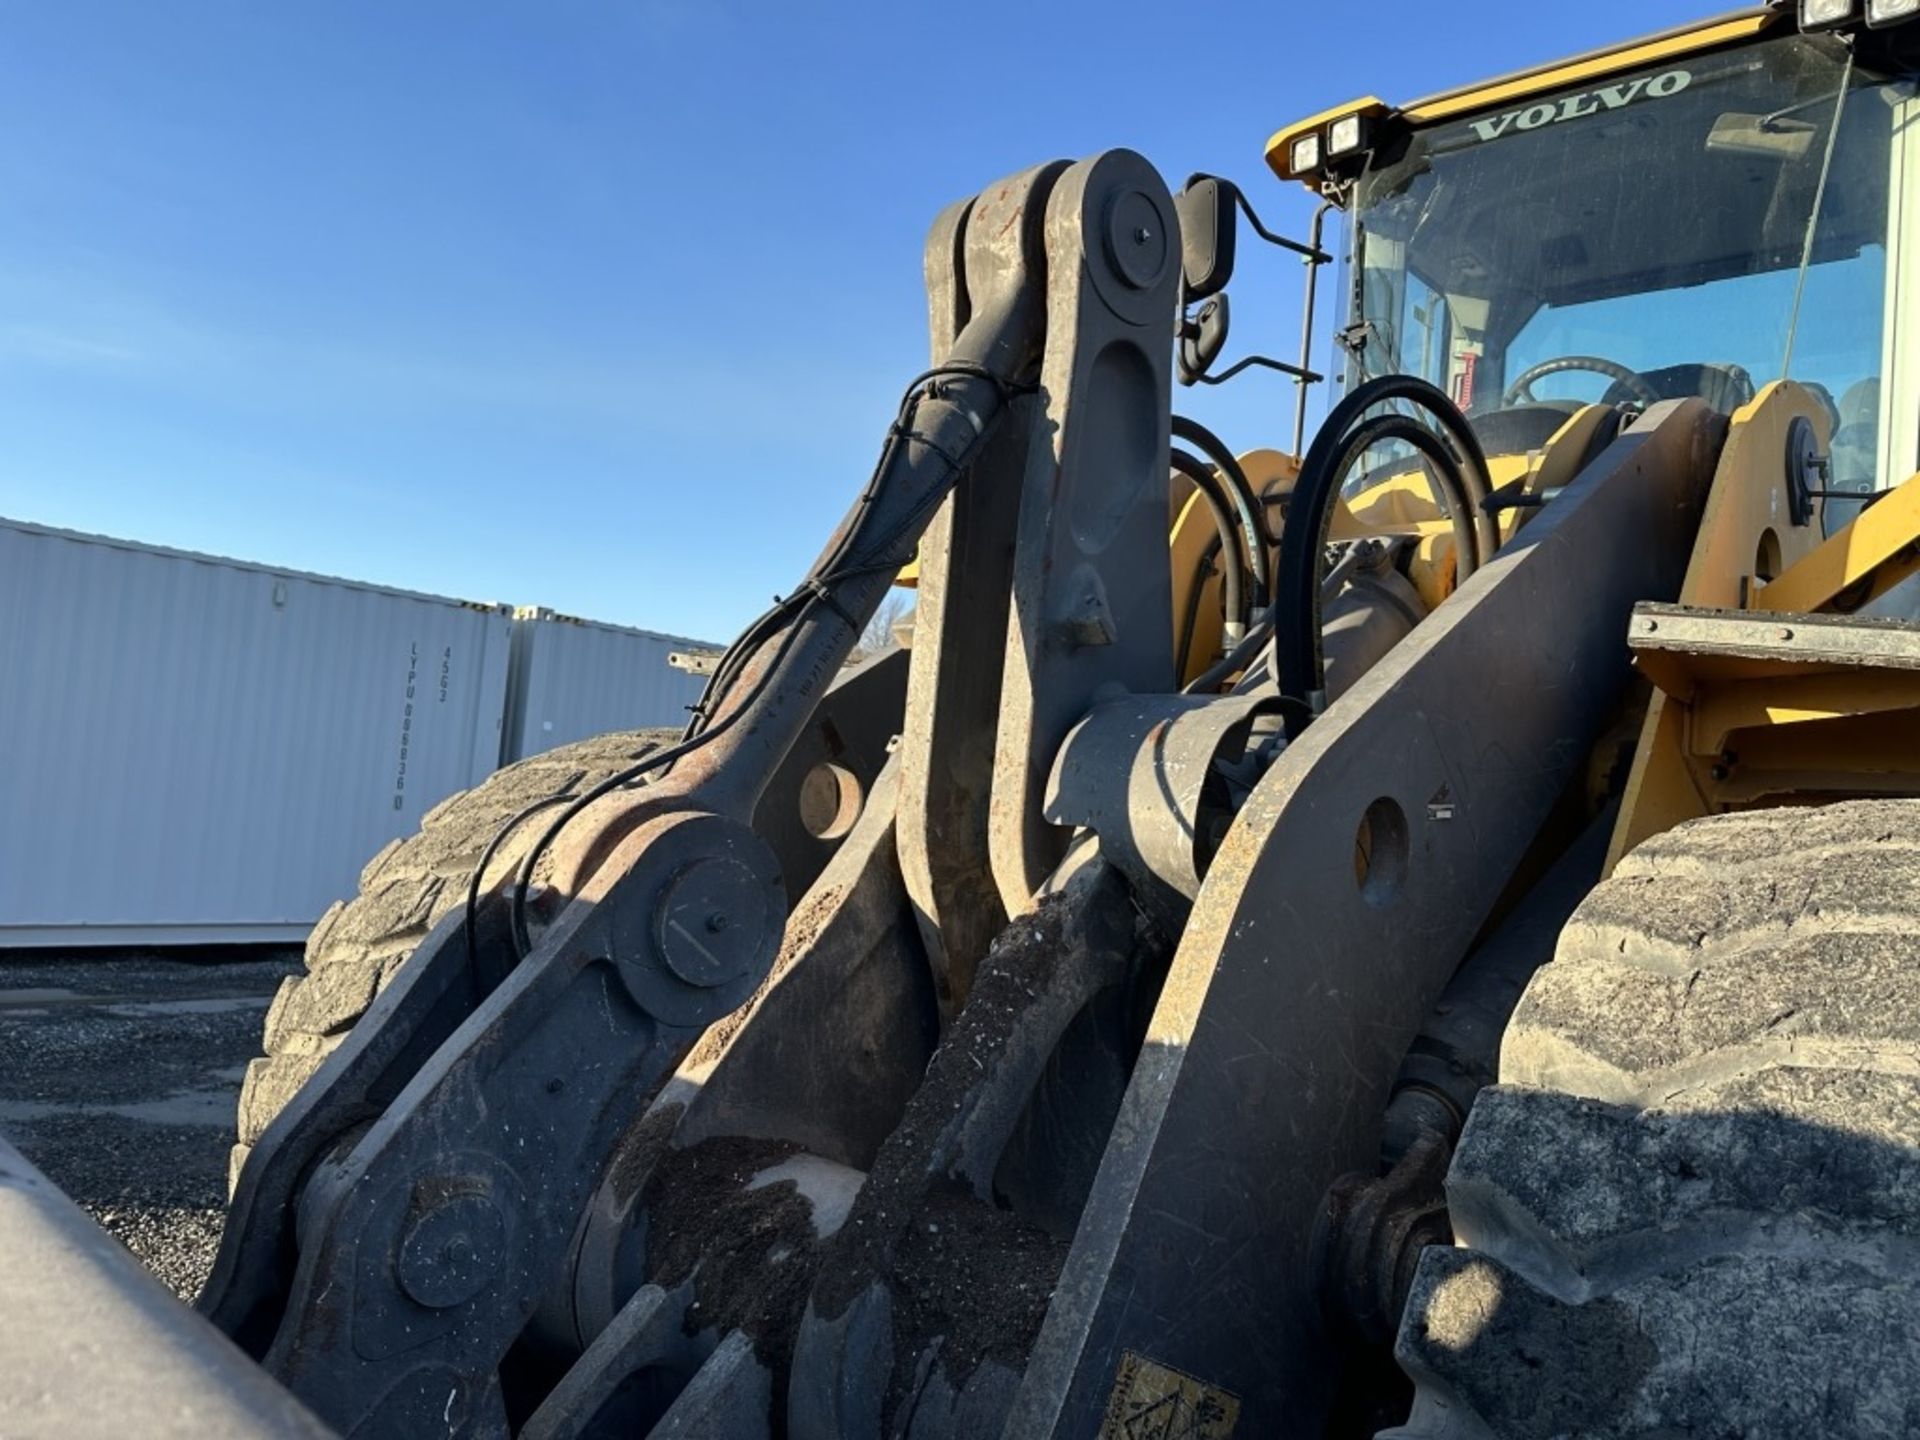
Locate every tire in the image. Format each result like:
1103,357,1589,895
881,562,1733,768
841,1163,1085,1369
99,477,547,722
231,729,678,1191
1389,800,1920,1439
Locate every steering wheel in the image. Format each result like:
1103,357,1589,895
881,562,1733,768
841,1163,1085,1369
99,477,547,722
1501,355,1661,409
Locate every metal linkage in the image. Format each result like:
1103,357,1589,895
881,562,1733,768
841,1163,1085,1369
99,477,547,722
1045,693,1278,929
524,150,1206,1437
895,176,1062,1017
240,165,1065,1438
986,149,1186,917
789,861,1165,1440
1317,1131,1453,1348
200,652,908,1360
1005,401,1726,1436
557,756,935,1366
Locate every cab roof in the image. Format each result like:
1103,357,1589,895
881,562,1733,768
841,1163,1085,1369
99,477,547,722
1265,5,1792,183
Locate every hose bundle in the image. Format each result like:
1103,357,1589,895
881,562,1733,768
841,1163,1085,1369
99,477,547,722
1273,376,1494,731
465,362,1029,966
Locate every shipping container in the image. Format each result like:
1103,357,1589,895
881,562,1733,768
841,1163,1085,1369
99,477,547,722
501,607,713,763
0,518,514,947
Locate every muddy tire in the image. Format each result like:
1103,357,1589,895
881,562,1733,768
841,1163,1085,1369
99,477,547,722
1388,801,1920,1439
231,729,678,1191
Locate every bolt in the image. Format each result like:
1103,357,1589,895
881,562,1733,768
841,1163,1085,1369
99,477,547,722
397,1191,506,1310
706,911,731,934
1133,226,1152,243
1710,764,1730,782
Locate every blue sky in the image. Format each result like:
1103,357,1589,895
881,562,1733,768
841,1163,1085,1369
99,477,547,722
0,0,1700,641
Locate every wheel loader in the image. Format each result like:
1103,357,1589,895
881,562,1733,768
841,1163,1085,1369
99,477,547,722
6,2,1920,1436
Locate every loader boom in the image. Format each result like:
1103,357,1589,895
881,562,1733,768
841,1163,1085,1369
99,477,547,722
8,6,1920,1438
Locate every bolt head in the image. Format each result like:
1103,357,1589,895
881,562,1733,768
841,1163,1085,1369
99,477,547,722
397,1192,506,1310
656,855,774,988
1105,188,1170,290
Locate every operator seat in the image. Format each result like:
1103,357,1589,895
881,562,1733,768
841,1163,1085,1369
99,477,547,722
1467,401,1626,472
1602,361,1755,415
1467,402,1581,457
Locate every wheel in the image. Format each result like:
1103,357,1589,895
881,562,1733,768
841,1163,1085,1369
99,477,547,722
230,729,678,1191
1389,801,1920,1439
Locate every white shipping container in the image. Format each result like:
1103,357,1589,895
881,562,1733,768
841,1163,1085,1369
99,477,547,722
0,518,514,947
502,607,712,762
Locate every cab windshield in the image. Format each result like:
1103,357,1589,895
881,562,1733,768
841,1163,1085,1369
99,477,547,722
1349,32,1917,505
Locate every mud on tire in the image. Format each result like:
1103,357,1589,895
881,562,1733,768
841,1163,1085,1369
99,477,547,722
1388,800,1920,1439
231,729,678,1192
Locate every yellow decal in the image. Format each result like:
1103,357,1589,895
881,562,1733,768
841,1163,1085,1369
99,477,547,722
1099,1350,1241,1439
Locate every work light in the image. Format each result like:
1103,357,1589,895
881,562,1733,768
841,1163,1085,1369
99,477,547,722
1328,114,1370,157
1290,134,1322,175
1800,0,1857,25
1868,0,1920,23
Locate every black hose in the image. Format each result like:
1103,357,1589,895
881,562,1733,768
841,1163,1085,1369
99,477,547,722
1348,416,1480,584
1173,415,1272,606
507,613,810,955
1183,609,1275,696
499,360,1028,957
1169,451,1246,637
463,788,581,976
1274,375,1491,726
1316,376,1495,558
1280,414,1468,710
1174,534,1224,683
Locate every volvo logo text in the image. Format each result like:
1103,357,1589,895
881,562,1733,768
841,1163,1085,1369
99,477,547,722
1469,69,1693,143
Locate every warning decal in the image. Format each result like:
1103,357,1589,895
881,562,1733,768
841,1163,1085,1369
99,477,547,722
1099,1350,1241,1439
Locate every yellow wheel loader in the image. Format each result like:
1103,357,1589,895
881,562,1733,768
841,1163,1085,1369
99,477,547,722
5,3,1920,1436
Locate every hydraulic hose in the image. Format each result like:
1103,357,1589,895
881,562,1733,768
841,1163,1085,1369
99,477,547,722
1349,416,1480,585
1184,524,1379,699
1321,376,1496,556
1173,415,1272,607
500,360,1029,956
1174,534,1225,684
1183,608,1275,697
1274,376,1492,727
1169,449,1248,641
1279,414,1473,711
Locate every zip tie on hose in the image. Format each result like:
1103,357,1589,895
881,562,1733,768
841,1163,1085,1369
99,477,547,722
888,422,968,472
888,370,1024,468
802,576,861,630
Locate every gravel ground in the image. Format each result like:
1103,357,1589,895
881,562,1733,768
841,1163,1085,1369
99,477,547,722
0,949,300,1300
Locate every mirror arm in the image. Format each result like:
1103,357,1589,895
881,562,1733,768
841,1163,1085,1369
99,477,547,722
1189,353,1323,387
1237,189,1333,265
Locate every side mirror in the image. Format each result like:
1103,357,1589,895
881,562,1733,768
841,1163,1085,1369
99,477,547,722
1178,294,1231,385
1176,174,1239,301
